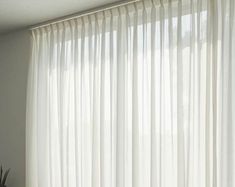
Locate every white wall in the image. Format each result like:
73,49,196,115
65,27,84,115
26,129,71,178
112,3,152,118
0,30,30,187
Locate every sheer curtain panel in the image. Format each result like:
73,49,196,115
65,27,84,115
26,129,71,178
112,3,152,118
26,0,235,187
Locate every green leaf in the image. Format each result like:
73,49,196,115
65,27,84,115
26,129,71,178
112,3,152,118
2,169,10,186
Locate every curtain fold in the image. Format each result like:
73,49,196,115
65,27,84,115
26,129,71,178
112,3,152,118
26,0,235,187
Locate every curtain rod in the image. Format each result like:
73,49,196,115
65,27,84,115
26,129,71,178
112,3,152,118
29,0,140,30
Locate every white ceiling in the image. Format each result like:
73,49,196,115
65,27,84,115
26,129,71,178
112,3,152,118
0,0,119,35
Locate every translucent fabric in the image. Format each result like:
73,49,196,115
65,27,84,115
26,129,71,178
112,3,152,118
27,0,235,187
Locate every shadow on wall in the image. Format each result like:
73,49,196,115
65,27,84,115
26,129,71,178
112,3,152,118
0,30,30,187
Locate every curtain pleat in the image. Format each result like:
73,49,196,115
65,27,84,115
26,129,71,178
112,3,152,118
27,0,235,187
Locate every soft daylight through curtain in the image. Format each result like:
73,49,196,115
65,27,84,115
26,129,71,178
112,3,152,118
27,0,235,187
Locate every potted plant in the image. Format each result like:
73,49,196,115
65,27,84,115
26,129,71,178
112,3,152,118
0,166,10,187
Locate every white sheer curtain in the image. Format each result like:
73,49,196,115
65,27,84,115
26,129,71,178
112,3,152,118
26,0,235,187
